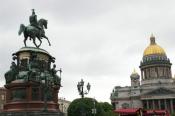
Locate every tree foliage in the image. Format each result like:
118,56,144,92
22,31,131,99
67,98,117,116
98,102,117,116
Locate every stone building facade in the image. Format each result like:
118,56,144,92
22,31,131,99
0,87,6,111
58,98,71,116
110,35,175,114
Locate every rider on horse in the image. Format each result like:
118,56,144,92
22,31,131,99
19,10,51,48
29,9,42,30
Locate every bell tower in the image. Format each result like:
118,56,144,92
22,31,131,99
130,69,140,88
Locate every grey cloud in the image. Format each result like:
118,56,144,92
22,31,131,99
1,0,175,102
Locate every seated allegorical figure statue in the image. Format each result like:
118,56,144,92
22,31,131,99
5,62,18,84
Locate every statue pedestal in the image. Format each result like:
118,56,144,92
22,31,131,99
4,81,60,112
1,47,62,116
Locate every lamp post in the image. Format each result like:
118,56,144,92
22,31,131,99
92,98,96,116
77,79,91,98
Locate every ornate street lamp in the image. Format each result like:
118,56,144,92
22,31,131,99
77,79,91,98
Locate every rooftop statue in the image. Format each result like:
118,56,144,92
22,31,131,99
18,9,51,48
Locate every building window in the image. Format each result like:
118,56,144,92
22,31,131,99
122,103,129,109
1,95,5,100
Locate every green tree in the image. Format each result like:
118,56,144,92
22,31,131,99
68,98,103,116
98,102,117,116
68,98,117,116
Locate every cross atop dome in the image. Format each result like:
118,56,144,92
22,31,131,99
150,34,156,45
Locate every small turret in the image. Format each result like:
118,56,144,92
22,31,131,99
130,69,140,87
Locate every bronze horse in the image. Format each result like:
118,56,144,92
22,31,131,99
18,19,51,48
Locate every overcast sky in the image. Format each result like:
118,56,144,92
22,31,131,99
1,0,175,103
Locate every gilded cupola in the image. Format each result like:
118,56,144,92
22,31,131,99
130,69,140,79
143,35,166,57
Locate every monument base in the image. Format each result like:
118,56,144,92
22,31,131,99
0,111,63,116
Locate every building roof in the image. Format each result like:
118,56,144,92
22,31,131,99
114,108,141,114
16,47,51,56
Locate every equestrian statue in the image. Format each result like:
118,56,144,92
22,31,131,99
18,9,51,48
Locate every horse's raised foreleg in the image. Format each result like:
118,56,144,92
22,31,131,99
43,35,51,46
33,38,38,48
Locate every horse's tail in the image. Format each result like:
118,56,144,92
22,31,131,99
18,24,25,35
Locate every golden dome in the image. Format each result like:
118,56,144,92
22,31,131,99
130,69,139,77
131,68,138,75
143,35,166,56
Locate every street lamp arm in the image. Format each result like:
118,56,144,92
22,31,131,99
77,79,91,98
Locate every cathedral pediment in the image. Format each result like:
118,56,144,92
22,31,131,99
141,87,175,96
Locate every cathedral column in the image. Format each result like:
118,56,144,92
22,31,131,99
170,99,174,113
158,99,161,109
156,67,159,78
141,70,143,80
164,67,167,78
152,100,155,109
164,99,167,109
170,67,172,78
146,100,149,109
148,68,150,79
168,67,172,78
166,67,169,78
167,68,169,78
163,67,165,77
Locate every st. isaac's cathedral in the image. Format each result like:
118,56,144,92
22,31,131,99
110,35,175,114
